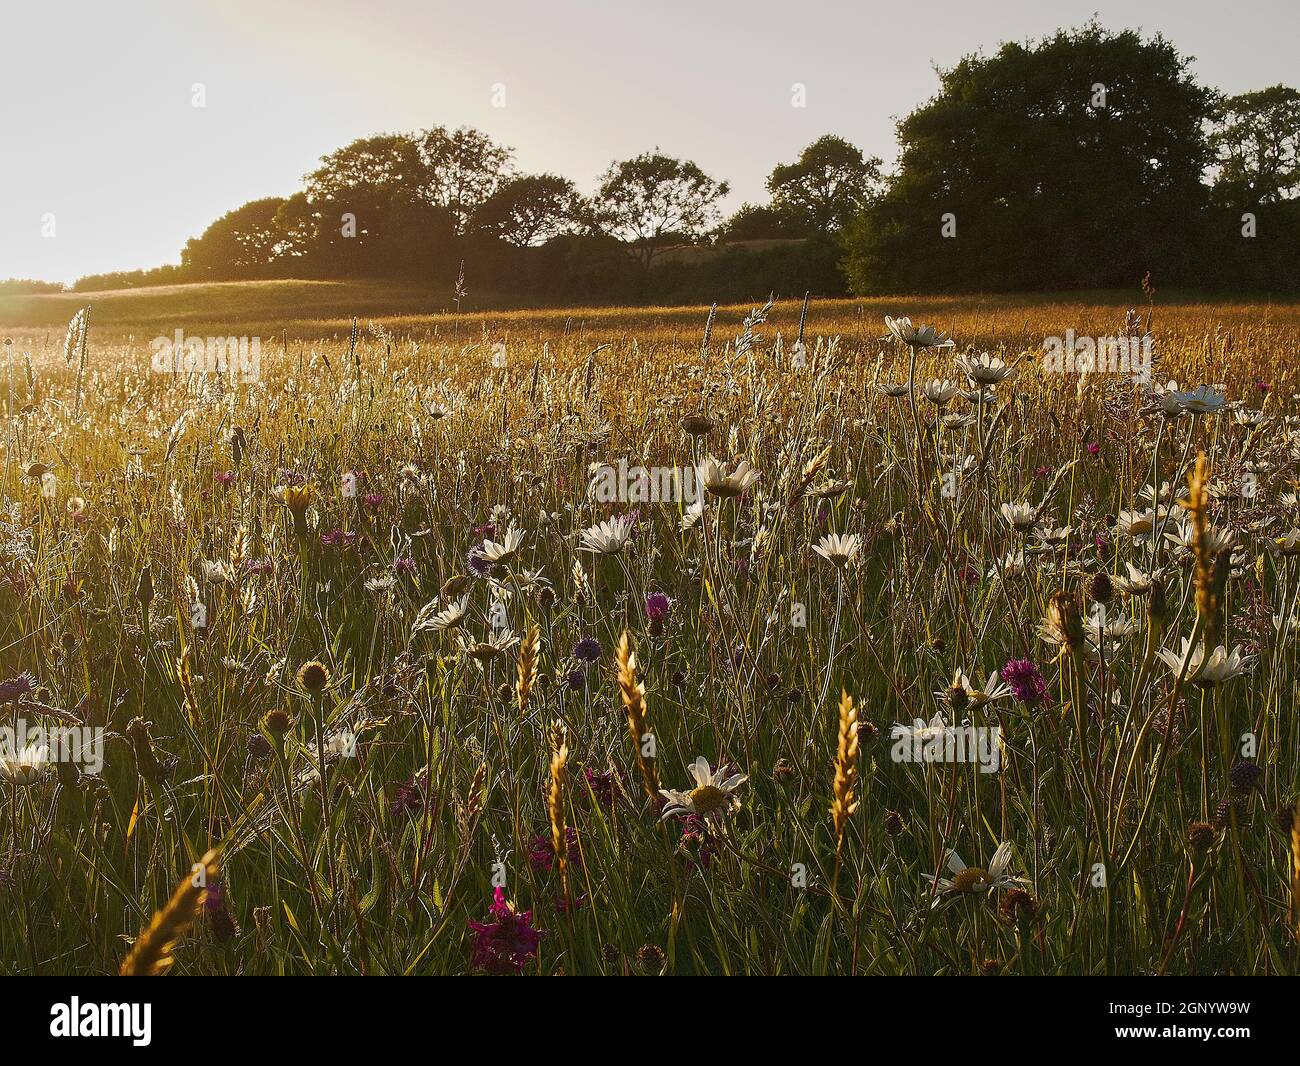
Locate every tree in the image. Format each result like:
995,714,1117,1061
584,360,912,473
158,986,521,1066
181,197,289,279
304,134,423,202
413,126,513,236
841,22,1217,292
717,203,804,241
473,173,579,246
589,152,729,269
1210,85,1300,204
767,135,882,231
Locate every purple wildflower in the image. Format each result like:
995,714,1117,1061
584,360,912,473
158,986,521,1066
1000,658,1049,708
468,888,544,975
573,636,602,664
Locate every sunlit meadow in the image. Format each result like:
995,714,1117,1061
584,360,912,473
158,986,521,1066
2,291,1300,975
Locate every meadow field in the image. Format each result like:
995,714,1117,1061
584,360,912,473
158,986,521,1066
2,284,1299,975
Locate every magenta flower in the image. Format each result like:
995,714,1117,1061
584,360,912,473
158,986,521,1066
214,470,236,487
1000,658,1049,707
528,827,579,872
645,592,671,622
468,888,544,974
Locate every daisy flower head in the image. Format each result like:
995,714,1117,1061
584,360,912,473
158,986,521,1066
0,741,49,786
1157,638,1254,686
924,842,1027,901
480,525,526,565
884,316,954,349
955,352,1016,387
578,515,634,554
698,457,760,499
659,757,747,829
812,532,862,569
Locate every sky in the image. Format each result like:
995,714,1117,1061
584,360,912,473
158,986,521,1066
2,0,1297,285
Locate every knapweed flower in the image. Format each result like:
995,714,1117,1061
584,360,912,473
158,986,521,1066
296,660,331,694
884,316,954,349
582,766,618,807
214,470,236,488
645,591,672,622
468,887,544,975
679,815,721,869
812,532,862,568
528,827,579,871
0,672,37,703
659,757,747,829
1000,659,1048,707
698,457,760,499
0,742,49,785
573,636,602,663
924,842,1027,900
320,528,357,548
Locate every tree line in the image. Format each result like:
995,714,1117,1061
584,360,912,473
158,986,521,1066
56,23,1300,299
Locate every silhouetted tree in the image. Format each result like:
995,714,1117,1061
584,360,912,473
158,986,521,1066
717,203,805,240
767,135,882,231
842,22,1217,292
1210,85,1300,205
413,126,513,236
474,173,579,246
181,197,289,279
588,152,729,270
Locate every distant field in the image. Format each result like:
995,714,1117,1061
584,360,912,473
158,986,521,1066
4,279,1300,386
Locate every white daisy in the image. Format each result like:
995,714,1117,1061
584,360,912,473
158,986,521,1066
924,842,1027,899
659,756,748,828
0,742,49,786
578,516,635,554
884,316,954,349
1157,638,1254,686
811,532,862,568
480,525,526,565
698,457,760,499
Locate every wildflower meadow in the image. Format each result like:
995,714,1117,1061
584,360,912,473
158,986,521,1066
2,294,1299,978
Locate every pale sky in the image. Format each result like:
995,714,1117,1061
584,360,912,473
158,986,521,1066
3,0,1297,285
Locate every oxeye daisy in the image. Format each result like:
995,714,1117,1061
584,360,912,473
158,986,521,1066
884,316,954,349
659,757,747,829
811,532,862,568
698,457,760,499
924,842,1027,902
480,525,526,565
0,742,49,786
